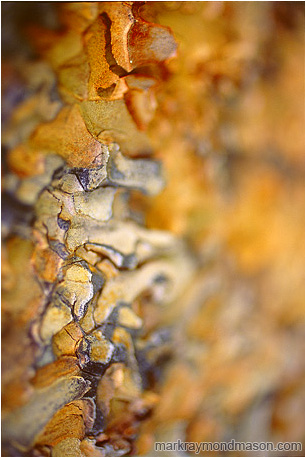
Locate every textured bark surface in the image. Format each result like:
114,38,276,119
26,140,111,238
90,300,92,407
2,2,304,457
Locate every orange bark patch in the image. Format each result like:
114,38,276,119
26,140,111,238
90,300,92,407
30,105,102,167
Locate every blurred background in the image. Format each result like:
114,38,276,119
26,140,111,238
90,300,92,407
142,3,305,454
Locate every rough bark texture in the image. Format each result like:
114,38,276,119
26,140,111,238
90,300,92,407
2,2,304,457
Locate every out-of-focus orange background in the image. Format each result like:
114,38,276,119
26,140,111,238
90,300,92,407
136,2,305,454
